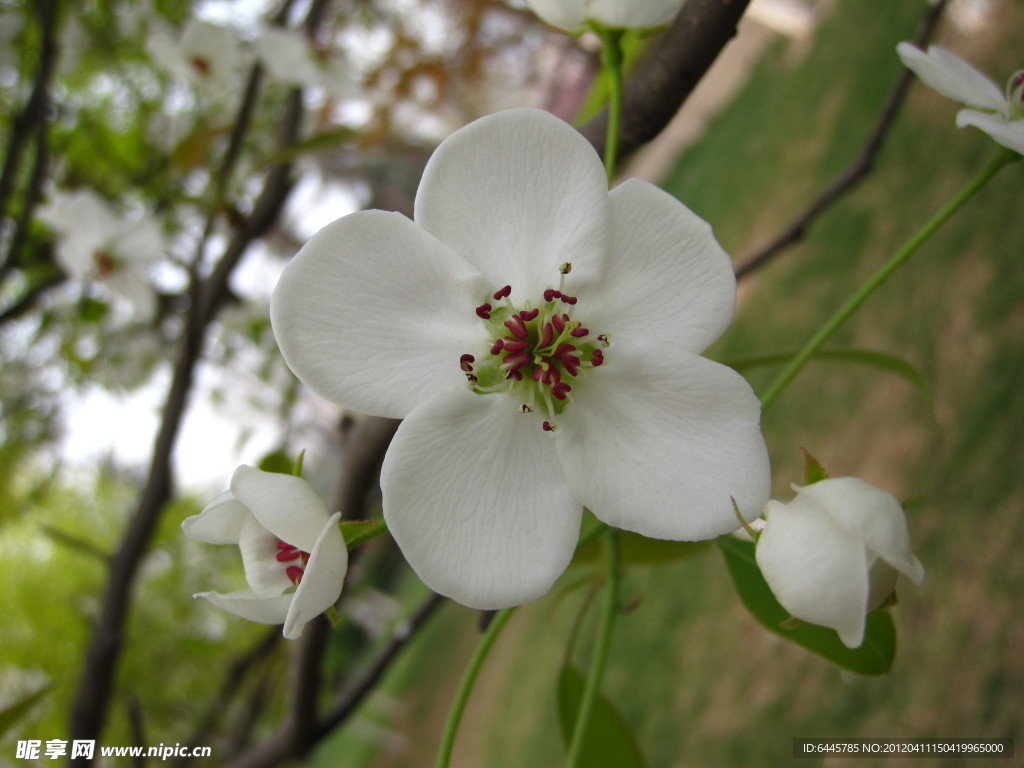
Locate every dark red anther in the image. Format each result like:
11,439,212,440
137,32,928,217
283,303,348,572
560,294,577,306
276,549,301,562
543,421,554,431
501,339,529,352
503,350,531,372
493,285,512,300
543,289,561,302
551,382,571,400
591,349,604,366
190,56,212,76
460,354,475,372
476,303,492,319
597,334,609,345
520,308,539,321
552,314,566,334
490,339,505,355
504,314,528,339
507,369,523,381
570,326,588,338
286,565,304,585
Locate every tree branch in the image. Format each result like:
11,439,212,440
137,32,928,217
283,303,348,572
734,0,949,279
67,9,313,759
579,0,752,162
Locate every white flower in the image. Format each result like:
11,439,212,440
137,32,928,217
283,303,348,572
253,27,353,98
147,18,246,92
182,465,347,639
897,42,1024,155
755,477,925,648
37,189,164,320
524,0,687,33
271,108,770,609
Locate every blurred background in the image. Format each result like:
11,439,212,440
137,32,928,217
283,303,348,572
1,0,1021,765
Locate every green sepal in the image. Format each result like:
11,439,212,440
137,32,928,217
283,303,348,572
800,447,830,486
257,449,295,476
717,536,896,676
556,664,648,768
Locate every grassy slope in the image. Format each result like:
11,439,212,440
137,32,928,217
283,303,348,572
318,1,1024,765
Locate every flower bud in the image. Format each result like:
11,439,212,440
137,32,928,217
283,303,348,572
755,477,924,648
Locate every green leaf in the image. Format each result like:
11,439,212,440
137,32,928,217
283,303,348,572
717,536,896,676
0,684,51,738
724,347,933,410
556,665,648,768
572,529,710,567
339,519,386,549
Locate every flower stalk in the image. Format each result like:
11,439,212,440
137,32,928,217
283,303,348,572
564,529,620,768
434,608,516,768
758,147,1019,411
595,26,625,185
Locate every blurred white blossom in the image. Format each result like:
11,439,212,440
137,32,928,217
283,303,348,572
897,42,1024,155
523,0,687,33
37,189,164,320
253,27,354,98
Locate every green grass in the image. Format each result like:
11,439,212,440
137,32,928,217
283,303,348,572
314,1,1024,765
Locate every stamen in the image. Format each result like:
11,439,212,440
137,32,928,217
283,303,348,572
460,354,475,372
493,285,512,300
476,303,492,319
543,289,561,302
286,565,304,585
543,421,556,432
519,403,533,414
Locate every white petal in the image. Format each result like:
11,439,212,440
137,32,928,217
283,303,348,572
795,478,925,584
414,109,609,296
181,490,249,544
230,465,331,553
897,43,1006,113
756,500,870,648
582,178,735,355
556,348,770,540
955,111,1024,155
586,0,686,29
238,515,294,597
271,210,485,419
526,0,587,31
381,388,582,609
194,589,293,626
105,268,157,321
116,216,164,266
284,512,347,639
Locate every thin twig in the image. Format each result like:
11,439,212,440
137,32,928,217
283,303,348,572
734,0,949,279
0,0,61,254
219,591,446,768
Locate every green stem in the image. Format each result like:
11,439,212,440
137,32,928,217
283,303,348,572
564,530,620,768
595,26,625,185
759,148,1018,412
435,607,515,768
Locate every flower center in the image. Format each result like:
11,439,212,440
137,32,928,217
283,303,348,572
460,262,607,431
190,56,212,77
275,539,310,585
